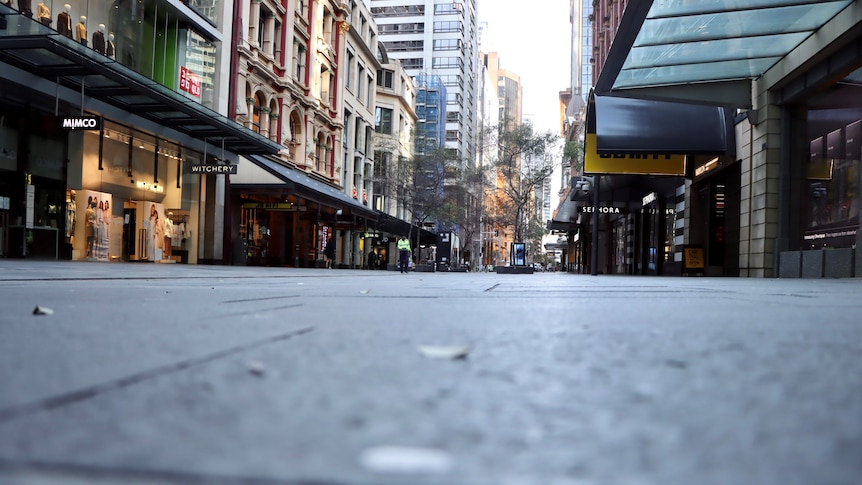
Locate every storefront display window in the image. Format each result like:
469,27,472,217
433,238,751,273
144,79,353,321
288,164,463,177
71,121,200,262
803,68,862,249
10,1,219,110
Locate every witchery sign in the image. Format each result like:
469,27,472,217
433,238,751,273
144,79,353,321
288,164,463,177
189,164,238,174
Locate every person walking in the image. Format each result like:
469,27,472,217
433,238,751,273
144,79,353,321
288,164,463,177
367,249,377,270
397,235,411,273
324,237,336,269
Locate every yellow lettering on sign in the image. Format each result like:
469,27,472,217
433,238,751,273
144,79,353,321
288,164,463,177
584,134,686,175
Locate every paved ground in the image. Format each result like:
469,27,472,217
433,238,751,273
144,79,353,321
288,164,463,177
0,260,861,485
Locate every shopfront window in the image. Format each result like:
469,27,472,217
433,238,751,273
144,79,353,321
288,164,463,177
185,0,220,26
803,68,861,249
12,0,219,110
75,122,201,262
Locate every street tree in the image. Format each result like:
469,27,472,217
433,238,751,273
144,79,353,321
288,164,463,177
484,122,560,261
390,147,461,257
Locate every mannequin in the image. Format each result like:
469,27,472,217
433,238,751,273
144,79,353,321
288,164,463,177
92,23,105,54
75,15,86,46
106,32,115,58
164,212,174,259
65,190,76,241
18,0,31,18
85,199,96,257
57,4,71,37
36,1,49,25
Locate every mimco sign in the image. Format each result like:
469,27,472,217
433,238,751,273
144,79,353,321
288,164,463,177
60,116,102,130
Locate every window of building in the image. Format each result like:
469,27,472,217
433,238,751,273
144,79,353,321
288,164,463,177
343,111,352,148
434,21,461,33
376,107,393,134
379,23,424,34
355,118,364,153
802,68,862,250
400,58,424,70
320,66,333,106
251,93,265,133
296,0,307,17
258,10,267,50
432,57,462,69
346,51,355,92
433,39,460,51
377,69,394,89
365,125,374,156
293,40,306,81
371,5,424,17
434,3,463,15
384,40,424,52
357,65,366,104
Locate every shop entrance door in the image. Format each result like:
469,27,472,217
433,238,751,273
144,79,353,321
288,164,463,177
123,204,136,262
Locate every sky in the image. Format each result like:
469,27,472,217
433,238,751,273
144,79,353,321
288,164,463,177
477,0,572,135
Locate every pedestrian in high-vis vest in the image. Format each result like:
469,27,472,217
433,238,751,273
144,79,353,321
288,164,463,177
397,236,411,273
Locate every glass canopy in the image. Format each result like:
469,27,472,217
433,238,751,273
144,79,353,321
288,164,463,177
611,0,854,90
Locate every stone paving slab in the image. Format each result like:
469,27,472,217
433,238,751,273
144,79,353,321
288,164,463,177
0,260,860,485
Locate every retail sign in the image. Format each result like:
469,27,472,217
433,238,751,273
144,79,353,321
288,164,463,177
579,205,625,214
190,164,237,174
137,181,165,194
694,157,720,177
60,116,102,130
242,202,306,211
642,192,658,206
179,66,202,98
584,134,686,176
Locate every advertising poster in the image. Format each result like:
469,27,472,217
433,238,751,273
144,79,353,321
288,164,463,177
513,242,526,266
75,190,112,261
139,201,166,261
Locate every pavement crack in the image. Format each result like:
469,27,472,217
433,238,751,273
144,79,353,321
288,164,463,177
0,326,314,424
484,283,500,292
223,295,301,304
0,459,348,485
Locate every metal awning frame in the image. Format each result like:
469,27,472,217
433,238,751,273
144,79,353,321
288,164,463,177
0,15,280,155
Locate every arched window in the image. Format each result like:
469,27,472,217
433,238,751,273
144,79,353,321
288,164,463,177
251,93,265,133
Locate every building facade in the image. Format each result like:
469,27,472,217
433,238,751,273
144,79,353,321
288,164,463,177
0,0,280,264
229,0,378,268
369,0,477,165
552,0,862,279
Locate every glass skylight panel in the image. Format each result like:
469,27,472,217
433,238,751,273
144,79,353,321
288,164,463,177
637,3,849,45
646,0,851,18
614,0,855,90
614,57,780,88
622,32,810,69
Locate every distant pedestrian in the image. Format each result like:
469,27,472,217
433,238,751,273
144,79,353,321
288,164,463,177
397,235,411,273
324,237,336,269
368,249,378,270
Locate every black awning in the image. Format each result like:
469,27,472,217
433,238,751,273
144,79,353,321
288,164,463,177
244,156,378,220
589,93,733,155
0,25,280,155
548,185,581,231
374,212,438,246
